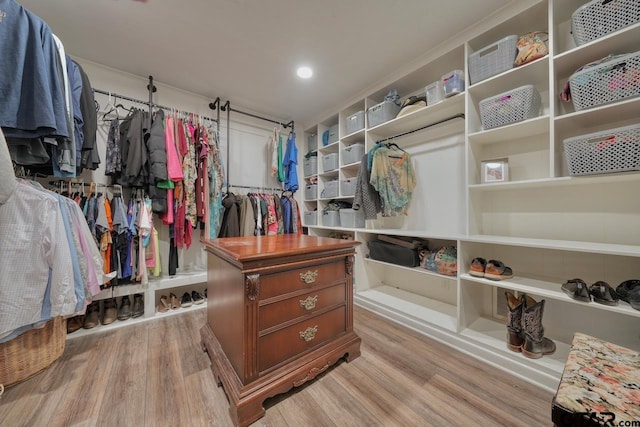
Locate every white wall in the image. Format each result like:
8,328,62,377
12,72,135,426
74,58,299,272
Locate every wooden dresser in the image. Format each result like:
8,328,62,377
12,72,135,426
201,235,361,426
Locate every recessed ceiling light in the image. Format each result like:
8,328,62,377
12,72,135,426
296,66,313,79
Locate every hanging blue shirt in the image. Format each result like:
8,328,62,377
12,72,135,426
283,132,299,192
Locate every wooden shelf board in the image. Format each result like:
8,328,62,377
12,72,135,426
460,274,640,318
459,316,570,376
355,285,457,332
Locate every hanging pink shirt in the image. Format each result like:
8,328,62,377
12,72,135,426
165,115,184,181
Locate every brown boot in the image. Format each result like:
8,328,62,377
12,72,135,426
521,294,556,359
505,292,524,352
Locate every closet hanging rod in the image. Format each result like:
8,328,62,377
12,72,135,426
375,113,465,144
93,88,218,122
208,101,294,132
228,184,285,192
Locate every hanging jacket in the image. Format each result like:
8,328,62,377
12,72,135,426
147,110,168,213
218,193,241,238
74,60,99,170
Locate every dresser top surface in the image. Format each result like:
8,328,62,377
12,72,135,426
203,235,360,263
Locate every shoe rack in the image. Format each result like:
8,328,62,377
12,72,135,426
67,270,208,339
302,0,640,392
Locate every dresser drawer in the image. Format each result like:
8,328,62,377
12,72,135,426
258,306,346,373
259,284,346,331
258,260,345,300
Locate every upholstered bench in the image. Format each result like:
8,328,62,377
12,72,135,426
552,333,640,426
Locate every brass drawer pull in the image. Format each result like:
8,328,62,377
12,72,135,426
299,325,318,342
299,270,318,284
299,295,318,310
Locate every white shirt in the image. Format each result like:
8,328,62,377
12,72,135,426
0,180,76,339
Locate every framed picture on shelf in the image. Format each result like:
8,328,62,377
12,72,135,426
481,158,509,184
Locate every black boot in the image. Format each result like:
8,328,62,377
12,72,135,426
505,292,524,352
521,295,556,359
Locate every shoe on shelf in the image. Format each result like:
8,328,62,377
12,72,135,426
191,290,205,305
469,257,487,277
102,298,118,325
181,292,193,308
83,301,100,329
505,292,525,352
118,295,132,321
484,260,513,281
132,294,144,318
521,294,556,359
616,279,640,310
589,281,619,306
67,316,84,334
170,293,181,309
561,278,591,302
157,295,170,313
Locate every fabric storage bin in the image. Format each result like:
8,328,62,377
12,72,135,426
425,80,444,105
303,157,317,177
342,143,364,165
346,111,365,135
569,51,640,111
571,0,640,46
321,180,339,198
563,123,640,176
441,70,465,97
307,134,317,152
303,211,317,226
468,35,518,85
339,208,364,228
304,184,317,200
368,240,419,267
328,124,339,144
479,84,541,130
340,178,357,196
322,210,340,227
367,100,401,128
322,153,338,171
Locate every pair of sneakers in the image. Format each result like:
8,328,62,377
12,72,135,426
470,257,513,280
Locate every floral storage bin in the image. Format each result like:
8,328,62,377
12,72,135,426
569,51,640,111
479,84,541,130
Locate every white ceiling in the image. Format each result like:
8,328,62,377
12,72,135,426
19,0,514,125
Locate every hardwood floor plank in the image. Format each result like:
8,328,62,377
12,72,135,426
96,324,148,427
144,315,191,427
0,307,554,427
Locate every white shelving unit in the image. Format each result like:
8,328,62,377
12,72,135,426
69,270,208,339
303,0,640,392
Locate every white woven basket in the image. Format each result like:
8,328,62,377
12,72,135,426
564,124,640,176
479,85,541,130
468,35,518,85
572,0,640,46
569,50,640,111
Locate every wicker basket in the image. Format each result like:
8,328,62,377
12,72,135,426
468,35,518,85
564,124,640,176
479,84,542,130
0,317,66,388
569,50,640,111
571,0,640,46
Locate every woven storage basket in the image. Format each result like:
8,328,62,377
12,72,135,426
564,123,640,176
0,317,66,387
479,84,541,130
571,0,640,46
569,50,640,111
468,35,518,85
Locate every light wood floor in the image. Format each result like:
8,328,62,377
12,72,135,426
0,306,553,426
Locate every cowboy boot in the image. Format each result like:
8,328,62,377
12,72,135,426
522,294,556,359
505,292,524,352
